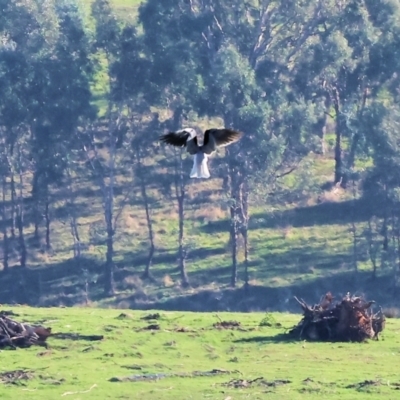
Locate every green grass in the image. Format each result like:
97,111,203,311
0,306,399,399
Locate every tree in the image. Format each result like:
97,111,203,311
293,0,400,185
28,2,95,248
130,113,162,280
88,0,137,295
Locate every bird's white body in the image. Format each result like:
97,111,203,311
190,152,210,179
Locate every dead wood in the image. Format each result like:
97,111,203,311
0,313,52,350
289,292,386,342
213,320,241,329
51,333,104,341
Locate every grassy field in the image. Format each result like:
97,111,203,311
0,306,399,400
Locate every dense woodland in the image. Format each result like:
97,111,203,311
1,0,400,307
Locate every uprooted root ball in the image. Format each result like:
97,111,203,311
288,292,386,342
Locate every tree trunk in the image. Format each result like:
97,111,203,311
10,174,16,240
230,204,238,288
176,150,189,287
171,106,189,287
45,195,51,250
177,193,189,286
228,165,239,288
32,170,41,246
104,221,114,296
240,180,250,290
104,170,115,295
66,168,81,265
70,218,81,260
17,160,26,269
332,89,343,184
342,89,368,188
2,177,9,272
136,155,155,280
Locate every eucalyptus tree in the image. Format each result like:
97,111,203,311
27,2,95,249
88,0,149,294
0,1,92,267
361,101,400,287
293,0,400,185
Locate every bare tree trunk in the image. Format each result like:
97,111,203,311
332,89,343,184
175,151,189,287
230,205,238,288
2,177,9,272
350,179,358,275
10,174,16,240
104,131,115,296
32,171,41,246
139,166,155,280
45,194,51,250
104,215,114,295
240,179,250,290
228,164,239,288
70,218,81,260
367,218,378,280
342,90,368,188
66,167,81,267
313,95,330,155
382,184,389,252
17,149,26,268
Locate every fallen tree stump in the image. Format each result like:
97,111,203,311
0,313,51,350
288,292,386,342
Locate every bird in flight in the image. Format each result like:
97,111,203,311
159,128,243,178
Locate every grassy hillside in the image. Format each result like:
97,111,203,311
0,0,391,312
0,306,398,400
0,140,385,312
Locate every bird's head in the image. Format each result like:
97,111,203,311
176,128,197,140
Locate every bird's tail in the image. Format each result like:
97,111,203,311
190,153,210,179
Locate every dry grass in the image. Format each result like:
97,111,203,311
162,274,175,288
319,186,347,203
192,206,227,222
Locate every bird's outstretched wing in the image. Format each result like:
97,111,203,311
159,131,191,147
159,129,199,154
205,129,243,147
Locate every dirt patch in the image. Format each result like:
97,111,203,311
139,324,160,331
223,377,291,388
346,380,382,389
0,370,34,385
141,313,161,321
110,368,236,382
115,313,133,319
213,320,241,329
174,327,196,333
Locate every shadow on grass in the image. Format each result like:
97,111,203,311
116,269,396,313
233,333,293,344
0,240,396,313
200,198,376,234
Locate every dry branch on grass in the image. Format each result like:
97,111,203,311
289,292,386,342
0,312,52,350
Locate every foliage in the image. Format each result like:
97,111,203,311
1,0,400,301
